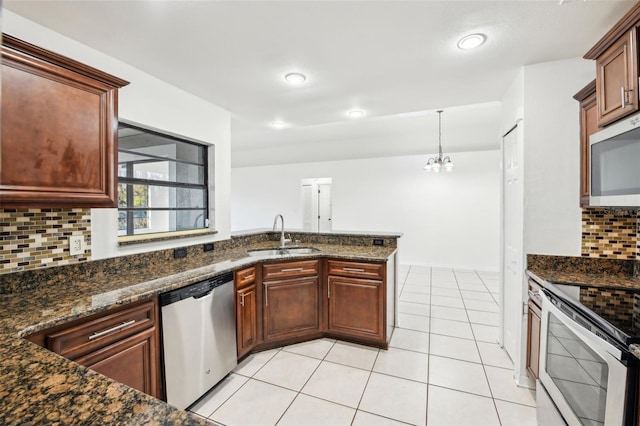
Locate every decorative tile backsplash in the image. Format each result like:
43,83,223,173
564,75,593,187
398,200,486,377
581,208,639,260
580,286,635,327
0,209,91,275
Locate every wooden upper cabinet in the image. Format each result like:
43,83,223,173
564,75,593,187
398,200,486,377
595,29,638,127
584,3,640,127
0,34,129,208
573,80,598,207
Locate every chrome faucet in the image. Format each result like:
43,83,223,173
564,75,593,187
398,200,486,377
273,214,291,248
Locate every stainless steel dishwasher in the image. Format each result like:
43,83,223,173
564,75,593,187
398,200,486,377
160,271,237,410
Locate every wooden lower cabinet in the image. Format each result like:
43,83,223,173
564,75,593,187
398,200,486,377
75,327,159,397
236,283,258,358
236,257,392,357
26,298,162,399
526,298,542,382
263,276,320,341
327,275,384,343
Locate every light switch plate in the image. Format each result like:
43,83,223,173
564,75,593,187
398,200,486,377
69,236,84,256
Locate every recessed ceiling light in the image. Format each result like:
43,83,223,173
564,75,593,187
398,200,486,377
457,33,487,50
271,121,287,129
284,72,306,84
347,110,365,119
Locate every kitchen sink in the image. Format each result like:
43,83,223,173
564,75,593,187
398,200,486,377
246,247,320,257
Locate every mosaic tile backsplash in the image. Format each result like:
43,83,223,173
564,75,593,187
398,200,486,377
0,209,91,275
580,286,635,326
581,208,639,260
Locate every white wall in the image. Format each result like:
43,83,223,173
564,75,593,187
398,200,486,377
3,11,232,259
523,57,593,256
232,151,501,270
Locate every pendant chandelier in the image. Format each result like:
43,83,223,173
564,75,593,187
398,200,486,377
424,110,454,172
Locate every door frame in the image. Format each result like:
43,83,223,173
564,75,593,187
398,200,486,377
500,119,531,388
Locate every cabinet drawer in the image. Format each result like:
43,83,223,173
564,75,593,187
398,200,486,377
263,260,319,280
528,279,543,309
327,260,384,280
236,266,257,288
46,299,156,360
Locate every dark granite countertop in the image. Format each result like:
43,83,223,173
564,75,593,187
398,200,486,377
527,254,640,291
0,236,397,425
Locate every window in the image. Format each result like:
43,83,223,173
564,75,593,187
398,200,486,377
117,122,209,237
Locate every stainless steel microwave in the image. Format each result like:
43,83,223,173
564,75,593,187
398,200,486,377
589,113,640,207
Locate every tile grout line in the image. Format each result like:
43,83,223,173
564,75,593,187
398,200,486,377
271,339,340,426
456,269,503,426
425,265,432,426
350,348,380,426
202,348,282,422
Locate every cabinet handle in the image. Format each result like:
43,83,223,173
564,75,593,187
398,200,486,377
621,86,634,107
243,274,254,281
264,283,268,306
343,267,365,273
240,292,245,307
528,289,539,299
281,267,304,272
88,320,136,340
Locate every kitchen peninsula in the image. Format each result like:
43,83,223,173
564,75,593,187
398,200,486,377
0,230,399,424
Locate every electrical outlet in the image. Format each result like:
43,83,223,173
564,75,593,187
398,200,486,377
373,239,384,246
69,236,84,256
174,247,188,258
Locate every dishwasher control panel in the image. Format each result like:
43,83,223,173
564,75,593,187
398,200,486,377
160,271,234,306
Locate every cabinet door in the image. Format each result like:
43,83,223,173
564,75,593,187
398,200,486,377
74,327,160,399
0,35,128,208
526,299,542,382
328,275,384,343
263,276,320,341
580,91,598,207
596,29,638,127
236,283,257,358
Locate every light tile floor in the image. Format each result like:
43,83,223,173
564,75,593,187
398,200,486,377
189,266,537,426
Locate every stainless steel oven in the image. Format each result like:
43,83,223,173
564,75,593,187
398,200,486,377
538,288,637,426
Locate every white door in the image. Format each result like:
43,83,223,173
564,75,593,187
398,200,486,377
301,178,332,232
502,124,524,366
302,184,315,231
318,183,332,232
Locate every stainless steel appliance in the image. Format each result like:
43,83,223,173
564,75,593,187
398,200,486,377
538,287,638,425
589,112,640,207
160,272,237,410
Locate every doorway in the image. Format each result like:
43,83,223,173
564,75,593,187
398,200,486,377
301,178,332,232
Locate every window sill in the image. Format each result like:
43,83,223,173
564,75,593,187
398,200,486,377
118,229,217,246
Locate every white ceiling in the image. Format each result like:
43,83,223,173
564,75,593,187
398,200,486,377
3,1,635,166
